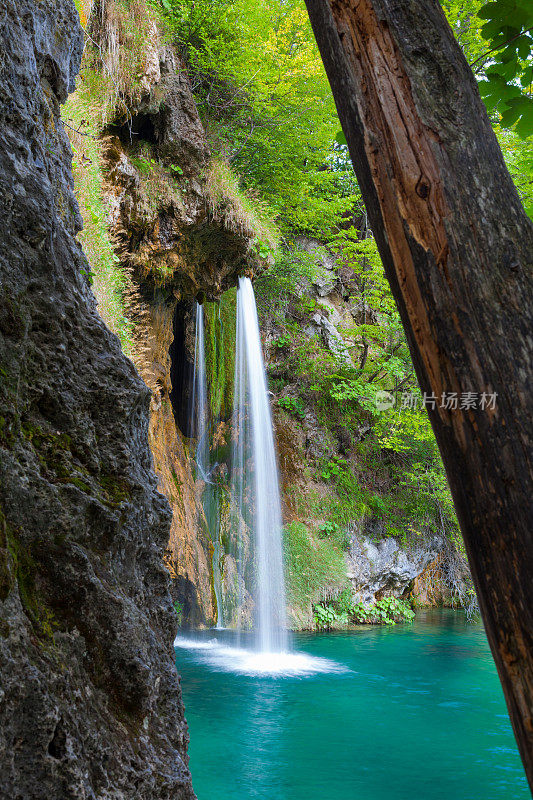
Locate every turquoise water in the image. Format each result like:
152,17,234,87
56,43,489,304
175,611,529,800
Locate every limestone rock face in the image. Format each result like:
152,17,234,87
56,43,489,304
81,9,260,626
0,1,194,797
347,531,442,603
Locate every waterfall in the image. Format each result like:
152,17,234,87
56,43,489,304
191,303,210,483
191,302,224,629
233,277,288,653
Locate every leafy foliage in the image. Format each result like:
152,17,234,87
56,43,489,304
277,396,305,419
475,0,533,138
160,0,361,235
313,595,415,630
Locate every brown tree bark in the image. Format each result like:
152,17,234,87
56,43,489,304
304,0,533,787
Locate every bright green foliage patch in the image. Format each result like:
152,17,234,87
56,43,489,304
313,594,415,630
204,289,237,422
475,0,533,138
159,0,361,236
443,0,533,214
277,396,305,420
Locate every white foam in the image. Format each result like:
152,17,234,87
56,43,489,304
174,636,349,677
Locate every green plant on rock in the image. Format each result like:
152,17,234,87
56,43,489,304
351,596,415,626
173,600,184,625
313,592,415,629
273,332,292,350
320,456,355,495
314,603,346,630
277,396,305,420
317,520,339,538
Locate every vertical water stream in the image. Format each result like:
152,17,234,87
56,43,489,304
233,277,288,653
191,302,224,629
191,304,210,482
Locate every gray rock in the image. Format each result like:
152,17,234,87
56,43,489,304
310,313,352,363
0,1,194,797
312,272,337,297
348,530,442,602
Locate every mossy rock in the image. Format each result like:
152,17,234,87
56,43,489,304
0,287,27,339
0,509,57,642
0,511,16,601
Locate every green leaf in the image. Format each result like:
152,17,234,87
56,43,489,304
335,129,348,146
515,99,533,138
500,97,527,126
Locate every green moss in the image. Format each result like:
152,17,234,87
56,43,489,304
0,510,57,642
0,511,15,601
21,421,131,507
204,288,237,421
22,423,74,482
283,520,348,622
0,288,26,339
170,468,183,502
0,413,17,449
69,476,93,493
99,475,131,506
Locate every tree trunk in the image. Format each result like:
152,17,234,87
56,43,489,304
304,0,533,787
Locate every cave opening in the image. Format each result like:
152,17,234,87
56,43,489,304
169,300,195,438
113,112,158,146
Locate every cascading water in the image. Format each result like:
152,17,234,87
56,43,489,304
176,288,336,675
191,302,224,629
233,277,288,653
191,303,210,483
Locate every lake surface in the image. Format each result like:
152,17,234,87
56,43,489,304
175,610,528,800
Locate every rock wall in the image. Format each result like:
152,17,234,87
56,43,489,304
0,1,195,796
64,0,264,627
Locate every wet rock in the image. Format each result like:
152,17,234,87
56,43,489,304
0,1,194,797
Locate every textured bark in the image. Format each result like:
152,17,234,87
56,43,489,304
304,0,533,786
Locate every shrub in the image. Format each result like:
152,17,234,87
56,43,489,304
313,594,415,630
277,396,305,420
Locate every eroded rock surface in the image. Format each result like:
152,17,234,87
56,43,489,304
348,531,442,603
0,1,194,796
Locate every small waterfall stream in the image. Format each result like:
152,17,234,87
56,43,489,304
191,302,224,629
191,303,210,483
233,277,288,654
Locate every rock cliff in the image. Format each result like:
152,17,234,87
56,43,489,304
63,1,267,627
0,1,195,796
